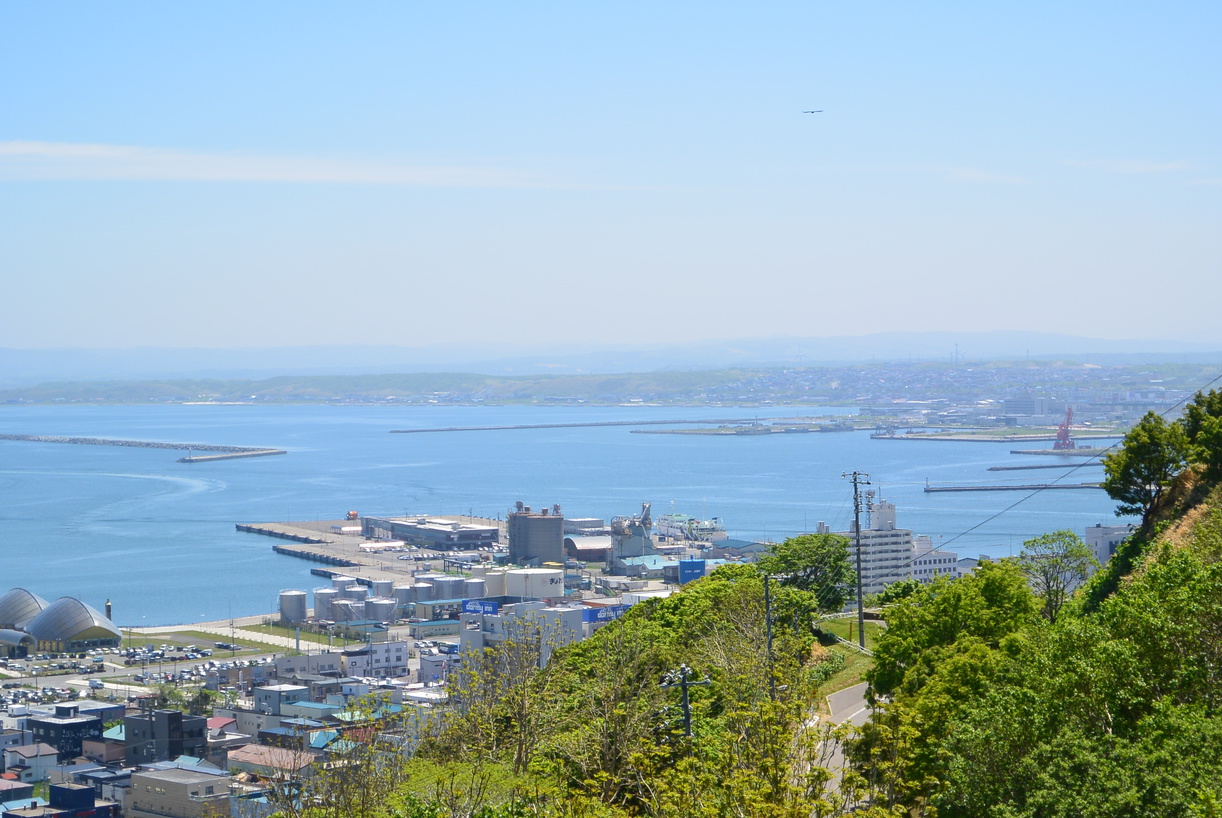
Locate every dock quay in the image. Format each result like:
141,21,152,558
924,483,1103,492
236,515,503,588
236,523,329,544
391,418,760,434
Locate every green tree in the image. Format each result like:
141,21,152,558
1017,530,1098,623
757,532,854,612
1102,411,1187,525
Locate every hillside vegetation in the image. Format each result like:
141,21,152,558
272,391,1222,818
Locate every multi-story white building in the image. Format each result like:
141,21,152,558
911,534,965,583
342,640,410,678
834,498,915,596
1085,523,1134,572
459,601,584,667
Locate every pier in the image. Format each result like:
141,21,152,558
179,450,285,463
1,434,285,461
924,482,1103,492
988,463,1099,471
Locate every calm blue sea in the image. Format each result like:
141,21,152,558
0,404,1129,625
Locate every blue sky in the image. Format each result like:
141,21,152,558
3,3,1220,350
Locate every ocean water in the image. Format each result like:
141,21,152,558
0,404,1128,625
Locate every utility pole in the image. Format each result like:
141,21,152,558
764,574,775,701
843,471,870,649
661,664,711,740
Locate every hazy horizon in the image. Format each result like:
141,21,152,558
4,4,1221,350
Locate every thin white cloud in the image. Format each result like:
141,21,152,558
0,140,551,187
1063,158,1189,174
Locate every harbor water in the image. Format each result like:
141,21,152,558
0,404,1129,625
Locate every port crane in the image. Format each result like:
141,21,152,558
1053,407,1076,450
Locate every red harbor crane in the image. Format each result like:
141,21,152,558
1053,407,1076,450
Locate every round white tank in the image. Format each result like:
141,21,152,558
279,590,308,624
331,575,356,590
372,579,394,598
365,598,397,621
413,582,434,603
469,565,487,579
506,568,564,599
393,584,415,606
313,588,339,620
342,585,367,602
464,578,487,599
484,570,507,596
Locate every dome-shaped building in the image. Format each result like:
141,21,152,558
25,597,121,654
0,588,49,630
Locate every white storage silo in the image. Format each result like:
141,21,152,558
279,590,308,624
331,575,356,590
413,582,434,603
372,579,394,598
484,569,507,597
341,584,367,602
506,568,564,599
464,578,487,599
313,588,339,620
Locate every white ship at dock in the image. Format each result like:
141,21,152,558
655,512,729,542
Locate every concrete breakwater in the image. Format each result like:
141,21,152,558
924,482,1103,492
0,433,285,459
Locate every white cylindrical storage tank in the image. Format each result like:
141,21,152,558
506,568,564,599
464,578,487,599
331,575,356,590
366,598,397,621
279,590,308,624
342,584,367,602
331,599,360,622
313,588,339,620
469,565,487,579
413,582,434,603
372,579,394,598
432,576,465,600
484,570,507,597
393,584,415,606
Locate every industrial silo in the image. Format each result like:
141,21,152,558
392,584,415,606
279,590,308,625
413,582,434,603
365,598,397,622
464,578,487,599
506,568,564,599
331,599,360,622
331,575,356,590
483,569,507,597
372,579,394,598
341,584,367,602
432,576,465,600
313,588,339,621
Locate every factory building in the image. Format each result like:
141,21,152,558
361,515,499,550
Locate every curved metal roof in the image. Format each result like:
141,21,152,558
0,629,34,648
25,597,120,643
0,588,49,630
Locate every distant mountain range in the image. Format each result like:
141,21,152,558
1,332,1220,389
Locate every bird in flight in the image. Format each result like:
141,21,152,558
803,110,823,113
